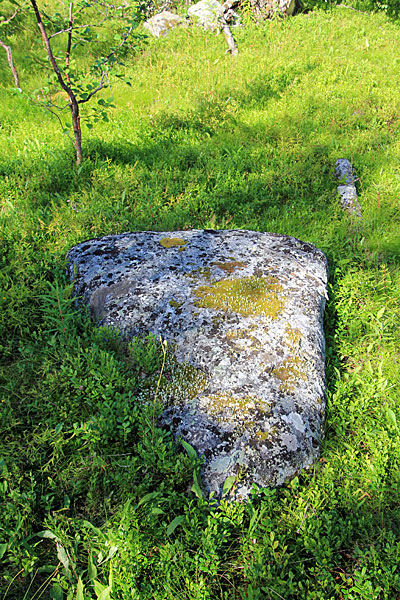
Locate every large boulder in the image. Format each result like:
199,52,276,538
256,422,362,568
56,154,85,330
143,11,185,37
68,230,328,499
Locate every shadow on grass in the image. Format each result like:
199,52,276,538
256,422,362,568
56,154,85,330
3,118,398,269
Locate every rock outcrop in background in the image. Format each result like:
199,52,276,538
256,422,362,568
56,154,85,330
143,0,295,40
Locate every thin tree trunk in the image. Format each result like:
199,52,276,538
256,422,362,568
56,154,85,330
70,102,83,165
30,0,83,165
0,38,20,88
65,2,73,84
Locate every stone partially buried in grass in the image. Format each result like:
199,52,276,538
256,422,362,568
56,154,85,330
67,230,328,499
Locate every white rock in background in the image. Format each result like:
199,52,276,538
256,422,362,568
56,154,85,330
68,230,328,500
143,11,185,37
188,0,223,32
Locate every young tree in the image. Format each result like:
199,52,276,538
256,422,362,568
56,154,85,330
29,0,144,164
0,0,23,88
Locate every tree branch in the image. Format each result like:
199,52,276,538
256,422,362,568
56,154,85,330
30,0,75,97
76,20,135,100
49,11,108,38
43,103,75,145
77,71,106,104
0,8,18,26
102,21,136,65
0,37,20,87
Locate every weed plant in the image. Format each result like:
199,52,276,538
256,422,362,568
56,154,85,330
1,6,400,599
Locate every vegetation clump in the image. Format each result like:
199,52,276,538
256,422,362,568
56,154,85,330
140,344,208,405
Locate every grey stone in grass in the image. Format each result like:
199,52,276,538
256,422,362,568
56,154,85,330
335,158,362,217
143,11,185,37
67,230,328,499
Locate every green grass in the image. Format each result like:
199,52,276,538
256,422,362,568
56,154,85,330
1,5,400,599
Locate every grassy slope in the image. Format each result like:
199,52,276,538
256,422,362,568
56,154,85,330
1,6,400,599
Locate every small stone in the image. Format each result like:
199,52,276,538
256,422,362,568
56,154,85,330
67,230,328,499
335,158,362,217
143,11,185,37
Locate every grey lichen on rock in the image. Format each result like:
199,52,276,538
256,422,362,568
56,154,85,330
67,229,328,499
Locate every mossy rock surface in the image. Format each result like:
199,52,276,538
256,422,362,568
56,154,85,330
68,229,328,499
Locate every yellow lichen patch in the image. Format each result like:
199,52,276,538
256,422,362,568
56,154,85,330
255,401,272,415
225,328,262,351
285,325,302,350
200,392,270,432
272,356,306,393
225,329,242,340
169,299,184,309
194,276,285,319
255,430,270,441
212,261,247,274
160,237,187,249
204,394,261,427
